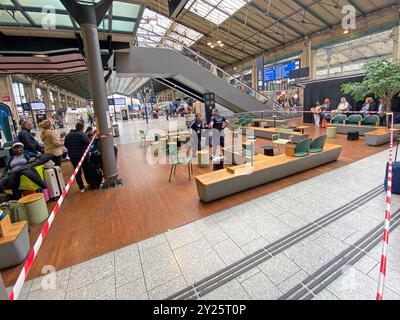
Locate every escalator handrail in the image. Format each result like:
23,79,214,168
135,34,276,107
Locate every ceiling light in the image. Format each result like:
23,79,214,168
217,40,222,44
343,30,349,34
210,45,215,48
219,43,224,47
34,54,48,58
207,42,212,46
147,17,158,25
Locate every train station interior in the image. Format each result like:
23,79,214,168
0,0,400,302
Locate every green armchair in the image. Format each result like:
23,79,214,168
331,114,347,124
310,135,327,153
293,138,312,157
362,115,380,127
346,115,363,126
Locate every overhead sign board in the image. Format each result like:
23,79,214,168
264,59,300,82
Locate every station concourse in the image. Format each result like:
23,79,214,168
0,0,400,302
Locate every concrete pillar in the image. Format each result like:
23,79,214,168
23,83,35,102
393,26,400,61
42,88,51,110
251,59,257,90
54,91,61,110
0,76,18,120
300,40,317,78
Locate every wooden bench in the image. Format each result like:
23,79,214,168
365,129,400,146
242,127,309,144
195,143,343,202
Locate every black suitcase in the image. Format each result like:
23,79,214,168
84,151,103,189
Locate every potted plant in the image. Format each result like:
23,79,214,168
341,59,400,112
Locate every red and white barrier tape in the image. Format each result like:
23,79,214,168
376,113,395,300
98,132,113,138
8,135,96,301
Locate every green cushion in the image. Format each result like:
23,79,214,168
310,148,323,153
295,152,309,157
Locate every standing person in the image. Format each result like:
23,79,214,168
64,122,90,192
39,119,65,167
188,113,208,156
88,113,94,127
18,120,43,157
311,102,322,128
209,108,229,159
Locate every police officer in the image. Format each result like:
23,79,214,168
209,108,229,158
188,113,208,156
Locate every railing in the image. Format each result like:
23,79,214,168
134,34,278,109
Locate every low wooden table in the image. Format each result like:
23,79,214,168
294,126,309,134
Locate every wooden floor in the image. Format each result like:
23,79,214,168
1,126,389,287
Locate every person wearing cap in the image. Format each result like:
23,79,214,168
0,142,47,199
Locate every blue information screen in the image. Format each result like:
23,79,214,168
264,59,300,82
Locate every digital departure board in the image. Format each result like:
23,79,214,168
264,59,300,82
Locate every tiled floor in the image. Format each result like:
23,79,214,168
8,148,400,300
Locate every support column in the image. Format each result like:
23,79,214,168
81,23,118,182
300,40,316,78
251,59,257,90
393,26,400,61
23,83,35,102
61,0,118,184
0,75,19,120
54,90,61,110
42,88,51,110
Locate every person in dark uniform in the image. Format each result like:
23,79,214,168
209,108,229,158
188,113,208,156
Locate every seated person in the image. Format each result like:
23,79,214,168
0,142,48,199
18,120,44,157
332,97,351,117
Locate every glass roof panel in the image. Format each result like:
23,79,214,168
28,11,73,28
19,0,66,10
185,0,247,26
137,8,203,48
0,0,13,6
112,20,135,33
112,1,140,18
98,19,109,32
0,9,30,25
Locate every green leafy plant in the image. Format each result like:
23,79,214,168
341,59,400,111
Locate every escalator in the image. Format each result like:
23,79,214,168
114,39,272,113
155,78,204,102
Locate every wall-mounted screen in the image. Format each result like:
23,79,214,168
30,102,46,110
264,59,300,82
114,98,126,105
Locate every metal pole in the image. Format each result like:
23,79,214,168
0,274,8,300
80,23,118,183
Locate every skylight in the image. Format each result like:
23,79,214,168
137,8,203,48
185,0,247,26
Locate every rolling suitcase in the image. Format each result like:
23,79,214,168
385,138,400,194
44,166,65,200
